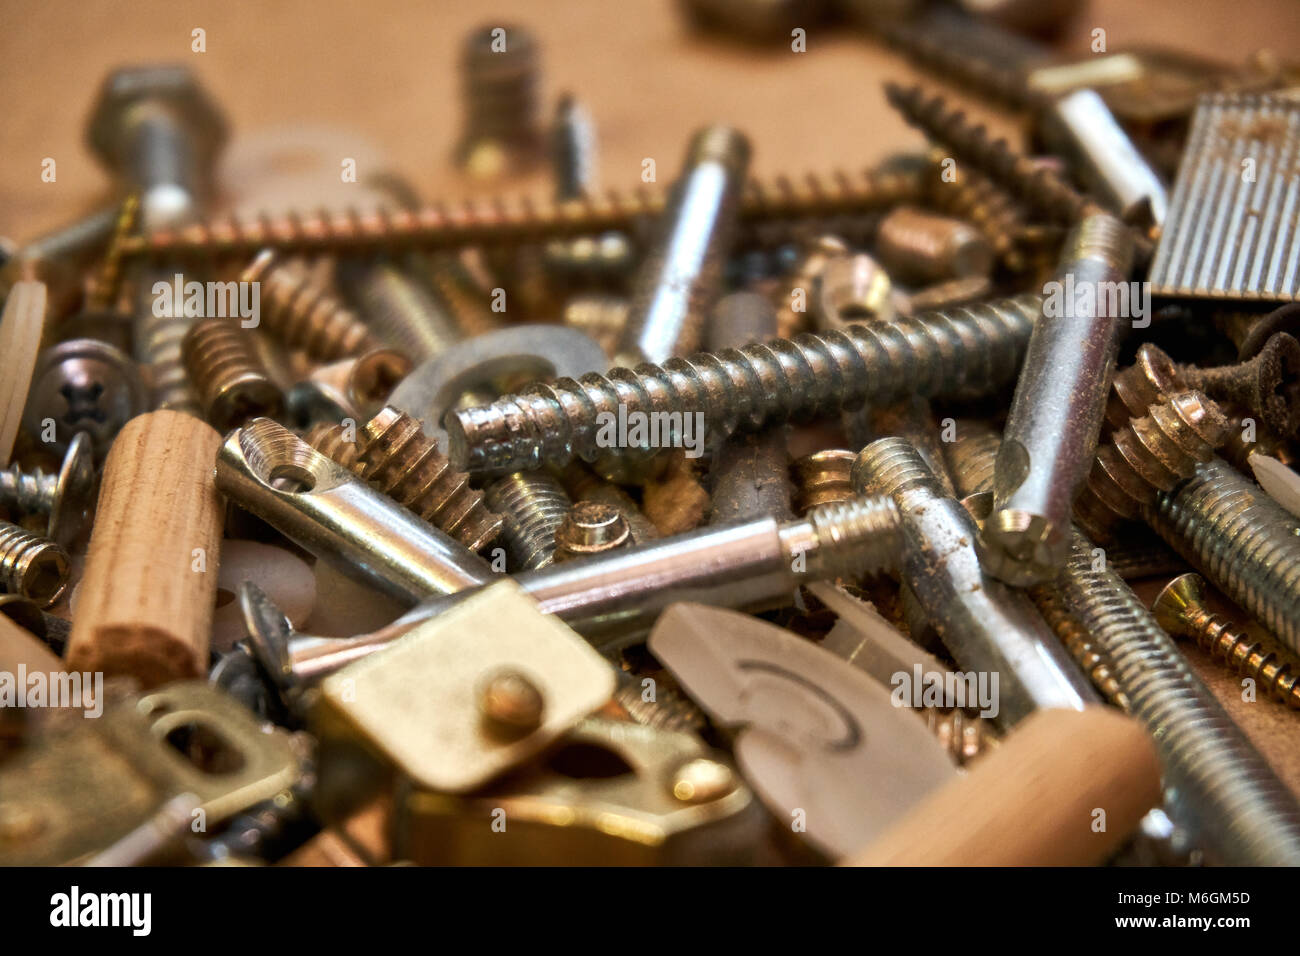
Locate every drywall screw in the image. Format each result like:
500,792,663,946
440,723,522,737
791,450,856,515
705,292,793,524
558,463,659,545
924,151,1028,272
306,407,502,552
919,707,1000,767
134,268,202,415
1074,391,1231,541
554,501,632,562
477,669,545,736
1057,527,1300,866
0,521,70,608
85,64,228,229
1147,458,1300,656
86,194,141,310
853,437,1098,728
454,24,544,179
182,318,284,431
773,235,850,339
982,213,1134,586
448,292,1042,474
484,471,572,570
119,165,924,261
1178,334,1300,438
1153,572,1300,710
0,433,96,547
563,294,630,359
873,206,993,286
241,251,380,362
336,258,462,364
551,93,596,201
615,126,752,365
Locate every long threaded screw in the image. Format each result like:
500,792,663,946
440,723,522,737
1058,527,1300,866
0,520,70,608
1147,458,1300,656
1074,390,1231,541
1153,572,1300,710
241,251,379,362
117,166,926,262
448,292,1042,474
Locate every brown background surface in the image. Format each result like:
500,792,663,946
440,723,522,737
3,0,1299,798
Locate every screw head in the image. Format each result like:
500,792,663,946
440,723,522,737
477,669,545,737
1151,572,1206,638
48,432,96,547
555,501,631,561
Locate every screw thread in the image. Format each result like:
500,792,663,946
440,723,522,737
1059,529,1300,866
484,471,572,570
940,422,1002,499
874,206,993,284
926,152,1027,270
134,275,200,415
1107,343,1182,429
1149,459,1300,654
850,435,946,507
247,254,379,361
182,318,283,430
801,495,904,580
303,421,359,469
1178,333,1300,436
86,193,141,310
457,24,542,159
120,166,924,261
1030,585,1130,710
0,466,57,512
1185,606,1300,709
0,520,70,607
449,292,1041,473
1075,390,1230,538
791,449,856,515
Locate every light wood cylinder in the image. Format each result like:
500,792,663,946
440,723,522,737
845,707,1161,866
65,411,224,687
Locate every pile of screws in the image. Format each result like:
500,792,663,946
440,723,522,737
4,5,1300,869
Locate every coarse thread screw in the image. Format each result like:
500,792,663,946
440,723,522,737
448,292,1042,474
1058,527,1300,866
1148,458,1300,656
925,151,1028,272
1074,391,1231,541
182,318,284,431
873,206,994,286
554,501,631,562
0,432,96,547
241,251,380,362
454,24,543,179
1106,342,1181,429
791,450,857,515
1153,573,1300,710
306,407,503,552
423,254,503,339
484,471,572,570
119,166,925,262
0,520,70,608
135,269,201,416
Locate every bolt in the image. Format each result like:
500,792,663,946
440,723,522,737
982,213,1134,586
22,338,148,461
616,126,752,365
1074,391,1231,541
182,318,284,431
0,433,96,546
1153,573,1300,709
670,757,735,804
1057,527,1300,866
0,521,70,608
484,471,572,570
1147,458,1300,656
305,407,503,552
85,64,228,229
241,251,380,362
477,669,545,736
853,437,1098,727
454,24,544,179
448,292,1042,474
551,93,596,201
873,206,994,286
554,501,632,562
791,450,856,515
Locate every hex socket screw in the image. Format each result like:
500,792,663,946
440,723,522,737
1153,573,1300,710
1057,528,1300,866
615,126,752,365
1147,458,1300,655
982,213,1134,586
0,432,96,546
448,292,1043,474
0,520,71,608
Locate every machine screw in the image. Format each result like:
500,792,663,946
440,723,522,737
454,24,544,179
791,450,856,515
1153,572,1300,709
448,292,1042,474
873,206,994,286
554,501,632,562
1148,458,1300,655
182,318,284,431
242,251,380,362
0,433,96,547
0,521,70,608
484,471,572,571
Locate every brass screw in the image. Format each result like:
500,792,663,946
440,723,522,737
0,520,70,608
925,150,1028,272
670,758,735,804
873,205,994,286
484,471,572,570
1153,573,1300,710
554,501,632,562
791,450,857,515
241,251,380,362
86,193,140,310
454,24,544,179
1030,584,1131,711
181,318,284,431
477,669,545,737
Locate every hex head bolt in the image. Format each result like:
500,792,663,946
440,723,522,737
1147,457,1300,656
86,64,228,229
852,437,1098,729
0,432,96,546
615,126,752,366
1057,527,1300,866
447,292,1042,475
1153,572,1300,709
982,213,1134,586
